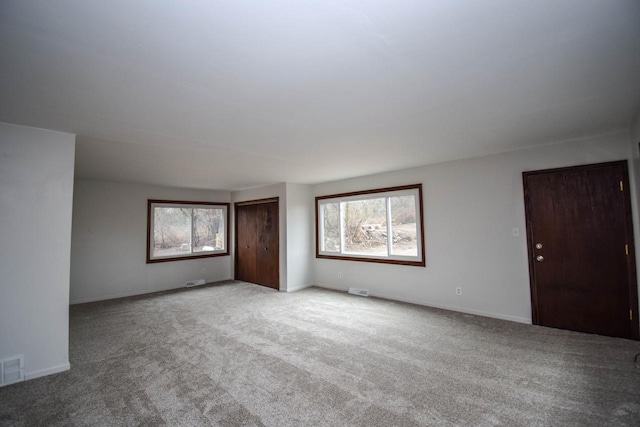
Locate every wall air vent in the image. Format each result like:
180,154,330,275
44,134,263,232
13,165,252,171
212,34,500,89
1,355,24,387
348,287,369,297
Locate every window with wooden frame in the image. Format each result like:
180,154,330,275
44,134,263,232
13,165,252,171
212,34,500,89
147,200,230,263
316,184,425,266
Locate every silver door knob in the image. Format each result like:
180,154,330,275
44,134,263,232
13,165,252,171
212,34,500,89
535,243,543,249
536,255,544,262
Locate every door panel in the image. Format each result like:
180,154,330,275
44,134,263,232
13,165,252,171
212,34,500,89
235,200,279,290
257,202,279,289
236,204,257,284
523,161,638,339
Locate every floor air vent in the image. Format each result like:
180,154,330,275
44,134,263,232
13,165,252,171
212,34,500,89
186,279,206,288
348,287,369,297
1,355,24,387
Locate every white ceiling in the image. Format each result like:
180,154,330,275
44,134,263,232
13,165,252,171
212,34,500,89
1,1,640,190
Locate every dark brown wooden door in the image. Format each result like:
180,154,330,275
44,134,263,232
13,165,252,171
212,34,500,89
236,204,257,284
256,202,279,288
523,161,638,340
235,200,279,290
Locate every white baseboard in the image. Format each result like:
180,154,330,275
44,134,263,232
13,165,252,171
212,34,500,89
70,278,232,305
71,286,182,304
285,283,314,293
313,283,531,324
313,283,347,292
25,362,70,381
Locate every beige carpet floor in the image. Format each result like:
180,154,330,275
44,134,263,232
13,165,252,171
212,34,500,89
1,281,639,426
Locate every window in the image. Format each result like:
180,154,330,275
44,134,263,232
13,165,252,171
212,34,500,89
147,200,229,263
316,184,425,266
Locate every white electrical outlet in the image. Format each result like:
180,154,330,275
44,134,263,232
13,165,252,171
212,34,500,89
456,287,462,296
202,268,206,274
338,272,342,279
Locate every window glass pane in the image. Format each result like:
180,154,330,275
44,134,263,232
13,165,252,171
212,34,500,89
322,202,340,252
390,195,418,256
193,208,225,252
148,200,230,263
153,207,192,258
343,198,387,256
315,185,424,266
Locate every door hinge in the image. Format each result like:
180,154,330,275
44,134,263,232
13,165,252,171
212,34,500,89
631,309,633,321
620,180,624,192
625,244,629,255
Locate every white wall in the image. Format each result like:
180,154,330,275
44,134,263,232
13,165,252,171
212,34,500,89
0,122,75,380
631,111,640,196
632,110,640,145
231,183,288,290
313,132,634,323
629,110,640,333
70,180,231,304
285,183,314,292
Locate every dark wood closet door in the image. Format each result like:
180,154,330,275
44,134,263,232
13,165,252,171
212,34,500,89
235,199,279,290
236,204,257,284
523,161,638,339
256,202,279,289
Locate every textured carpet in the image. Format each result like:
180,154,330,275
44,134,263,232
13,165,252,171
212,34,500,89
1,281,640,426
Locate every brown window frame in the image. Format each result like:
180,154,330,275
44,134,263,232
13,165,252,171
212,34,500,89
315,184,426,267
146,199,230,264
